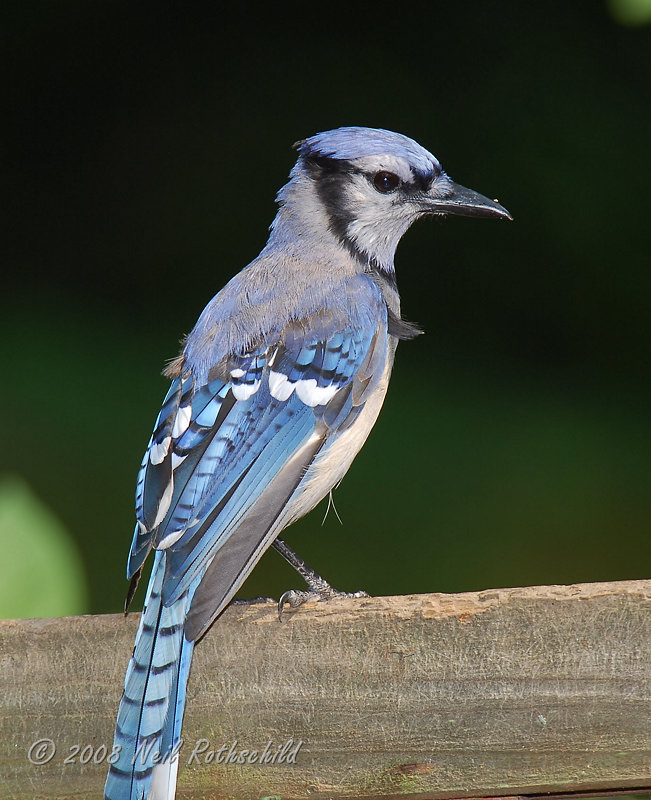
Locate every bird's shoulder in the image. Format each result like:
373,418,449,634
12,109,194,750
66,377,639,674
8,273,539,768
174,252,387,385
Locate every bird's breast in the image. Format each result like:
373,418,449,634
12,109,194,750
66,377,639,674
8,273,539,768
277,342,396,529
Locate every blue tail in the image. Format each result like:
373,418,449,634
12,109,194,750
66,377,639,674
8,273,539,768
104,551,195,800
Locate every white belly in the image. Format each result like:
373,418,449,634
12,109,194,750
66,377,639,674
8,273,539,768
276,350,395,530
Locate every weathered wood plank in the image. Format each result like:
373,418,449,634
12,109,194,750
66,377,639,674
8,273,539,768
1,580,650,799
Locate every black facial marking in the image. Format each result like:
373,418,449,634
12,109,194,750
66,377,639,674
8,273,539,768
303,152,359,247
302,151,353,176
409,165,440,193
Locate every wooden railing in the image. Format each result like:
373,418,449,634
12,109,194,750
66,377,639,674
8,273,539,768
1,580,650,799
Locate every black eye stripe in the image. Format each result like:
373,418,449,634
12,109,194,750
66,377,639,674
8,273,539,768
373,171,400,193
410,166,437,192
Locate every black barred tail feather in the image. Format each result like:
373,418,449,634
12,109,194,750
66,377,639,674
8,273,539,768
105,551,195,800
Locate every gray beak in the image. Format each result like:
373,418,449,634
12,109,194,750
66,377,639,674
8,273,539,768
423,180,512,221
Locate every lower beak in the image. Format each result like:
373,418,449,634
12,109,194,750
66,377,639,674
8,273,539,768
423,180,512,221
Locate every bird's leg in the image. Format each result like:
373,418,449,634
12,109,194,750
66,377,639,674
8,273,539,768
272,537,333,593
272,537,368,619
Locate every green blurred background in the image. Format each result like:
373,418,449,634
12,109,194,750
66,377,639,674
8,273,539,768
2,0,650,619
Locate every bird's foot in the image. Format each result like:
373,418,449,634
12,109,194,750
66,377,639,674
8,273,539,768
272,537,368,619
278,584,368,620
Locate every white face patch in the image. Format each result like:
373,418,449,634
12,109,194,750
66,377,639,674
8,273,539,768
171,405,192,439
344,172,418,268
229,368,246,378
328,150,440,271
149,436,171,465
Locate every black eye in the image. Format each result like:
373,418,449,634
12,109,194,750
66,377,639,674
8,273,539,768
373,171,400,193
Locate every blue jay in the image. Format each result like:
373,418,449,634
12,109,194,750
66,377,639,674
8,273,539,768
104,126,510,800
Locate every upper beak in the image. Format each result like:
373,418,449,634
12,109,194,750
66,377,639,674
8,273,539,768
422,180,513,221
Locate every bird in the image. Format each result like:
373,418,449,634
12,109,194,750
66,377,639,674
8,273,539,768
104,126,511,800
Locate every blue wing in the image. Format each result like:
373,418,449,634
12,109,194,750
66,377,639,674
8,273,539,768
128,305,388,637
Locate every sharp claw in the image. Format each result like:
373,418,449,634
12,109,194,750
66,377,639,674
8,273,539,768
278,589,309,620
278,590,290,620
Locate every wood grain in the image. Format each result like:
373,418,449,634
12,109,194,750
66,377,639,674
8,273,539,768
1,580,650,799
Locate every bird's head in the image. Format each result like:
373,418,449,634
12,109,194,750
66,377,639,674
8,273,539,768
278,126,511,273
